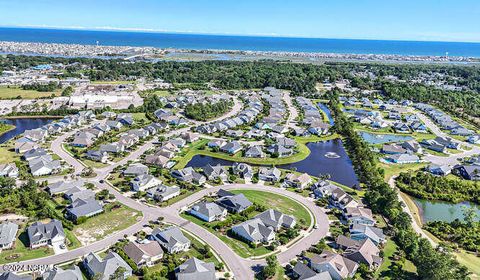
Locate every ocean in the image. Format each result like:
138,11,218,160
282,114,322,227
1,27,480,57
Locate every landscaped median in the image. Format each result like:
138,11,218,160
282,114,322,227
180,189,312,258
173,134,339,169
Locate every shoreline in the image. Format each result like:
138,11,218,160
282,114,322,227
2,115,63,119
0,124,16,138
1,40,479,63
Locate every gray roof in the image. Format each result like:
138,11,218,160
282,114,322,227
232,218,275,243
175,257,216,280
255,209,296,229
216,193,252,213
42,266,83,280
0,272,31,280
151,226,190,250
123,163,149,176
191,201,225,219
27,220,65,245
0,222,18,246
47,180,84,195
84,251,132,280
123,241,163,266
67,199,103,219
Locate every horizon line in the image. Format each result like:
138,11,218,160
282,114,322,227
1,25,480,44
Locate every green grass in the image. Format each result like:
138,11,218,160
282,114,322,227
181,189,312,258
73,204,142,244
174,135,339,169
0,86,62,99
376,239,417,279
181,213,272,258
379,162,427,181
65,229,81,249
0,230,53,264
229,189,312,227
0,145,18,164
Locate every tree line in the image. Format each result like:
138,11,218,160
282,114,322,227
184,100,233,121
396,171,480,204
328,89,470,280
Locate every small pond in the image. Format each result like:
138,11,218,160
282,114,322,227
0,118,53,144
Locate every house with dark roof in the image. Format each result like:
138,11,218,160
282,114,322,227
255,209,296,230
292,262,332,280
171,167,206,185
231,218,275,244
232,162,253,179
174,257,216,280
27,220,65,249
66,199,104,221
215,193,252,213
202,164,228,181
244,145,265,158
220,141,242,154
453,165,480,180
42,266,83,280
83,251,132,280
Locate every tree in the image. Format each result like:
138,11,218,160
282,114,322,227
462,206,478,227
110,266,126,280
262,255,278,279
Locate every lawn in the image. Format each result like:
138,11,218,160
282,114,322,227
174,134,339,169
0,230,53,264
379,162,427,181
181,189,312,258
72,203,142,245
376,239,417,279
0,145,18,164
0,86,61,99
230,190,312,227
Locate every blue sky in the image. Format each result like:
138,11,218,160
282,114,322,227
1,0,479,42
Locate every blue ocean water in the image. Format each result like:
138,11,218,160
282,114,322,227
1,27,480,57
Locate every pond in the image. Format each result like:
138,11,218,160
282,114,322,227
0,118,53,144
412,196,480,223
317,103,334,126
186,139,360,188
359,131,413,145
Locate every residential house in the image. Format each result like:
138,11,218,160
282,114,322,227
255,209,296,230
83,252,132,280
427,164,452,176
216,191,253,213
220,141,242,154
307,250,358,280
232,162,253,179
350,224,386,245
453,165,480,181
27,220,65,249
267,144,293,157
284,173,312,189
258,167,281,182
343,207,375,226
174,258,216,280
244,145,264,158
123,240,163,267
0,222,18,250
64,187,95,203
189,201,227,222
343,238,382,269
66,199,104,221
171,167,206,185
401,140,422,154
385,153,420,164
202,164,228,181
123,163,149,176
291,262,332,280
0,272,32,280
47,180,84,195
85,150,108,163
146,185,181,202
0,163,19,178
231,218,275,244
131,174,162,192
42,266,83,280
150,226,190,253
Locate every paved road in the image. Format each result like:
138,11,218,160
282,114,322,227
284,91,300,130
6,100,331,280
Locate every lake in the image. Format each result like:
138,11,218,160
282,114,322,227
186,139,359,188
359,131,413,144
0,118,52,144
412,196,480,223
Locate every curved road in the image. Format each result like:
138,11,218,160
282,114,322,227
6,96,330,280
